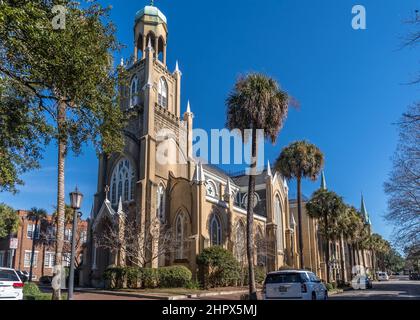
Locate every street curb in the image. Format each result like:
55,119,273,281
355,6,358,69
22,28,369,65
327,289,344,296
75,288,249,300
187,290,248,299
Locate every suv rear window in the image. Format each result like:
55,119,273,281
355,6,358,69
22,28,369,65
0,269,20,281
265,273,306,284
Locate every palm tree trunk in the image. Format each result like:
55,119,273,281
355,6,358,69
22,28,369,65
339,233,346,283
362,248,366,269
296,176,304,269
29,218,39,282
246,127,257,300
347,243,353,278
372,250,377,280
52,100,66,300
353,244,359,266
324,212,330,283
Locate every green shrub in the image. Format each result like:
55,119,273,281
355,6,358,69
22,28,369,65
23,282,41,296
139,268,158,289
241,266,267,286
197,246,241,288
103,266,127,289
325,283,334,291
185,279,201,290
126,267,139,289
158,266,192,288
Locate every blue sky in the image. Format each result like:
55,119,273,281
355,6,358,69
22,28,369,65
1,0,418,244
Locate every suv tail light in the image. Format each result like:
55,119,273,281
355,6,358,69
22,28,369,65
13,282,24,288
301,283,307,293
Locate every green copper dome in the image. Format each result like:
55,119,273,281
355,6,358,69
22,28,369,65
135,5,167,24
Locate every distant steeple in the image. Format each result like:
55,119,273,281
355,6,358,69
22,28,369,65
360,194,371,225
320,171,327,190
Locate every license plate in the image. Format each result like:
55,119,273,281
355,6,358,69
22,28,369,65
278,286,288,292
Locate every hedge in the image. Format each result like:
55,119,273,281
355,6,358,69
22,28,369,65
103,266,192,289
197,247,268,288
23,283,67,300
197,246,241,288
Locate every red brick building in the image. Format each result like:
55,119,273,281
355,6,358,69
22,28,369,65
0,210,88,281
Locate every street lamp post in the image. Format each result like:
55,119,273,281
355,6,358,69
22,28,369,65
68,187,83,300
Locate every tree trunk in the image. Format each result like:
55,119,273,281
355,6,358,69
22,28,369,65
339,233,346,283
353,244,358,266
29,217,39,282
324,212,330,283
361,248,366,269
372,250,377,280
347,243,353,277
52,101,66,300
246,128,257,300
296,176,304,269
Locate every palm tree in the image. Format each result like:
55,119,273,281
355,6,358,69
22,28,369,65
276,141,324,269
226,73,289,299
305,189,346,283
27,207,47,282
340,206,363,276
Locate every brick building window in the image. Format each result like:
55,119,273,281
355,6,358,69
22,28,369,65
24,251,38,268
64,229,72,242
44,252,55,268
27,224,40,239
62,253,71,267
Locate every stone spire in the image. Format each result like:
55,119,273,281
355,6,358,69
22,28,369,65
186,100,191,114
320,171,327,190
266,160,272,179
360,194,371,225
174,60,182,75
117,196,123,216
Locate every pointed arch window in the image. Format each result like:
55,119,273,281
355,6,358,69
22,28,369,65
275,196,284,251
109,158,135,205
156,184,166,222
175,213,186,260
210,215,222,246
157,77,168,108
130,75,139,107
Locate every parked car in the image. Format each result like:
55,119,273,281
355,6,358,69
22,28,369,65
16,270,29,283
262,270,328,300
377,272,389,281
0,268,24,300
409,273,420,280
351,275,372,290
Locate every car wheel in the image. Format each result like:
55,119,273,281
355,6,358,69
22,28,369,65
312,292,317,300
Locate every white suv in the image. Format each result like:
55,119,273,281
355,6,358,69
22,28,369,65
262,270,328,300
377,272,389,281
0,268,24,300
